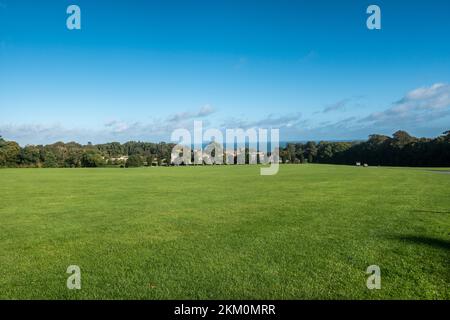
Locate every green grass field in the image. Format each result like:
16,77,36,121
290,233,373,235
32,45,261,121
0,164,449,299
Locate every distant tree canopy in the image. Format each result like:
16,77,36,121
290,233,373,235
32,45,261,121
0,137,20,167
0,136,176,168
0,131,449,168
280,130,450,167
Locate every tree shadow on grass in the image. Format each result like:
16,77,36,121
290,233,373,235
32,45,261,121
412,209,450,214
395,236,450,285
397,236,450,251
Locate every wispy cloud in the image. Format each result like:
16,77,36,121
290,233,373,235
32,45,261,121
0,105,217,145
167,104,216,123
2,84,449,145
222,112,304,129
104,120,136,134
279,84,450,140
322,99,351,113
0,120,175,146
300,84,450,139
321,96,365,114
360,83,450,124
0,123,95,145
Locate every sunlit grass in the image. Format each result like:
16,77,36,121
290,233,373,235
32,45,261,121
0,165,449,299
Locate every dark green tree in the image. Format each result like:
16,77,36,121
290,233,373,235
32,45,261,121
81,150,105,167
126,155,143,167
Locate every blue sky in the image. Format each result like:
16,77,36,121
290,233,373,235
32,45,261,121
1,0,450,145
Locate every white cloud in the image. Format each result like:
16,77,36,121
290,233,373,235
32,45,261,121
2,84,449,145
322,99,351,113
197,104,215,117
167,104,216,122
221,113,303,130
361,83,450,123
104,120,133,133
0,123,93,145
0,105,216,145
321,96,366,114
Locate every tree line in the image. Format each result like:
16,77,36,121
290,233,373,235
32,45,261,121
280,130,450,167
0,139,175,168
0,130,449,168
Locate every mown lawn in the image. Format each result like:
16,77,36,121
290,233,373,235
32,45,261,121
0,164,449,299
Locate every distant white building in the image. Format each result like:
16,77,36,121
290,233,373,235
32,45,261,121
111,156,129,162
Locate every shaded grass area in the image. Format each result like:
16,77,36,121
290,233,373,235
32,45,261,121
0,165,449,299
